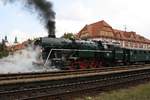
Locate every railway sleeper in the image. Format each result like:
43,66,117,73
1,69,150,100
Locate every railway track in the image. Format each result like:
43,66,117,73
0,64,150,100
0,64,148,82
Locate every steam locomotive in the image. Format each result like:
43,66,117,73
36,37,150,70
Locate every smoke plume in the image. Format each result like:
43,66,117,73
0,46,58,73
1,0,56,38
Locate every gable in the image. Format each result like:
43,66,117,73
77,20,150,44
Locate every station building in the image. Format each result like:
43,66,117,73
77,20,150,49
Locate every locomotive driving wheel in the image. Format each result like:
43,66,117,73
89,59,103,68
69,59,103,70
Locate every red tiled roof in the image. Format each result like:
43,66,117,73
77,20,150,44
78,20,114,38
6,43,26,52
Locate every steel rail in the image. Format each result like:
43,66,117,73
0,66,150,100
0,64,149,82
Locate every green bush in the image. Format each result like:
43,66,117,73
0,51,8,58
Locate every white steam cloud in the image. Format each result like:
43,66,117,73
0,46,57,74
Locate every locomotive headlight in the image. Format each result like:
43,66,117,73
106,53,110,56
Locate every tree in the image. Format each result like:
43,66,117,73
0,40,8,58
61,33,76,40
0,43,3,51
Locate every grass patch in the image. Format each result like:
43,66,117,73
75,82,150,100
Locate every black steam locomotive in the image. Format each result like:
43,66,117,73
36,37,150,70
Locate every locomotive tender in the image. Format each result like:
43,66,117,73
37,37,150,70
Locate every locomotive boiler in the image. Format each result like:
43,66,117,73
36,37,150,70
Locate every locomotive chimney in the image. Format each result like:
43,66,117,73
47,20,56,38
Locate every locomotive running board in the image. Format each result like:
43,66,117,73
47,49,112,53
44,49,112,66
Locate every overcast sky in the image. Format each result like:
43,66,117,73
0,0,150,43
